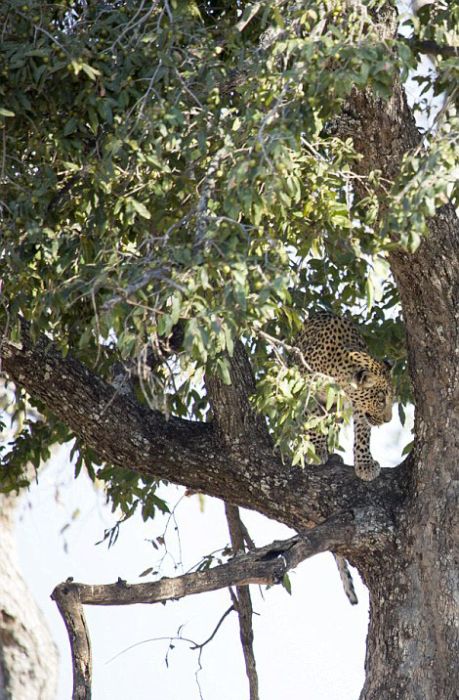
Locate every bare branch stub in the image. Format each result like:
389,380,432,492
51,533,293,698
51,581,92,700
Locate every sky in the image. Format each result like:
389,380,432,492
16,408,412,700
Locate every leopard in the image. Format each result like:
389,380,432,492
295,312,393,482
294,312,394,605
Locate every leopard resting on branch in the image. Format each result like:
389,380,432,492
294,312,394,604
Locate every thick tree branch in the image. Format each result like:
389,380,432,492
0,327,407,533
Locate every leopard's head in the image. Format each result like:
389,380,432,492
345,351,394,426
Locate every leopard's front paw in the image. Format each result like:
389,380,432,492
355,459,381,481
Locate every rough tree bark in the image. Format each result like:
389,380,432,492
0,492,59,700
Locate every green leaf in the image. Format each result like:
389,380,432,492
81,63,101,81
398,402,406,426
130,199,151,219
281,574,292,595
402,440,414,456
170,293,182,325
223,325,234,356
63,117,78,136
365,276,375,311
326,385,336,411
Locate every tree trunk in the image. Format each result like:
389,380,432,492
358,215,458,700
352,209,459,699
359,419,458,700
361,496,458,700
0,492,59,700
330,4,459,689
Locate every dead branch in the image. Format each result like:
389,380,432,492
52,580,92,700
225,503,259,700
51,508,389,699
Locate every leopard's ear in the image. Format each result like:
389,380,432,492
350,367,379,389
383,358,394,370
347,351,379,389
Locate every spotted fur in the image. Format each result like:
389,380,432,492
333,553,358,606
296,313,393,481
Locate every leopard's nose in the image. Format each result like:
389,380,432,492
383,405,392,423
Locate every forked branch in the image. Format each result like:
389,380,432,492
52,509,386,700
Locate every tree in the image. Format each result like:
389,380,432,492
0,1,458,698
0,490,58,700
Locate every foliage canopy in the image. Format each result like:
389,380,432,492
0,0,457,513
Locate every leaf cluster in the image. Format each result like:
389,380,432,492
1,0,455,503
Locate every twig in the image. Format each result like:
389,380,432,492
15,10,70,55
101,268,186,311
106,609,234,700
239,518,255,551
107,0,156,54
257,329,314,373
190,604,235,650
1,127,6,183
